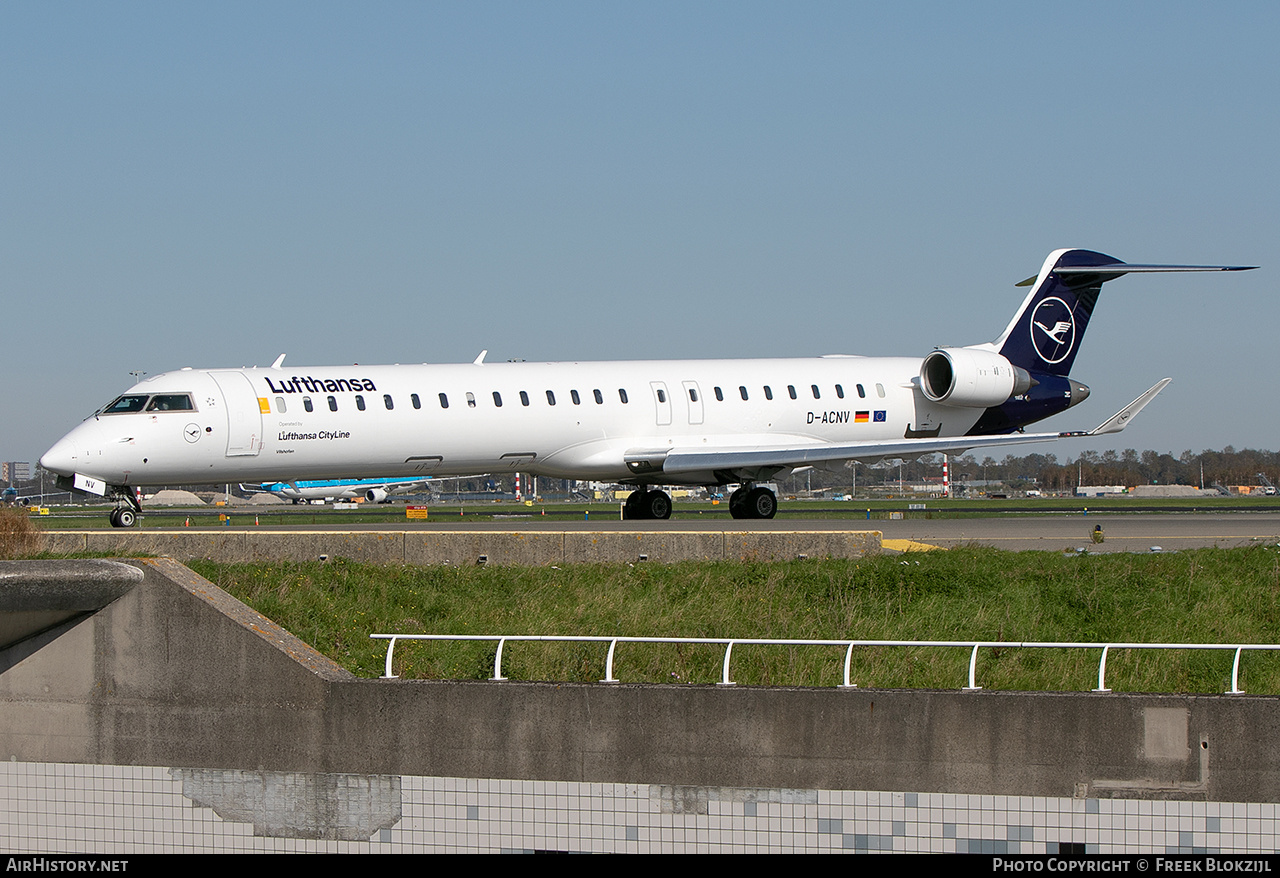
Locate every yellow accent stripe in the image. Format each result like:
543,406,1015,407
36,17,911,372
882,538,943,553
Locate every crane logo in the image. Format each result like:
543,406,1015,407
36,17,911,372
1030,296,1076,365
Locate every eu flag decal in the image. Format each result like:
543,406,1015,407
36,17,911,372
873,410,886,422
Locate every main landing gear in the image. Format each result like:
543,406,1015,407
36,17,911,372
728,485,777,520
108,488,142,528
622,488,673,520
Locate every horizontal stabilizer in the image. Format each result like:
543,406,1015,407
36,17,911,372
1056,263,1257,279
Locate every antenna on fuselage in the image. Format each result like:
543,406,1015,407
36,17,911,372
271,354,287,369
473,350,488,365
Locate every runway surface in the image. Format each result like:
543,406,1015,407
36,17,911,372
129,511,1280,553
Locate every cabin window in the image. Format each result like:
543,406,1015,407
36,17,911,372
493,391,503,407
384,394,394,410
303,397,314,413
355,395,366,411
594,389,604,404
439,393,449,409
411,393,421,409
688,388,698,402
788,385,797,400
571,390,581,405
102,395,149,414
714,386,724,401
811,384,821,400
835,385,844,399
546,390,556,405
764,386,773,400
466,392,476,408
656,389,666,403
739,386,749,401
275,397,287,413
520,391,530,406
146,394,195,412
328,396,338,412
876,383,885,398
857,383,866,399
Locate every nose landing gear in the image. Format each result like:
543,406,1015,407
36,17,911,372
108,488,142,528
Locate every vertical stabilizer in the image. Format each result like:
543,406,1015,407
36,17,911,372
991,248,1120,377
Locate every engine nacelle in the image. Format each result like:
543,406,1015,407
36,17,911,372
365,488,389,503
919,348,1033,408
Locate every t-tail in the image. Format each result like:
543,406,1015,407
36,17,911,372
992,248,1254,377
962,249,1255,435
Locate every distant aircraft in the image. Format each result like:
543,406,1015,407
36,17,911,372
39,248,1255,527
240,477,435,504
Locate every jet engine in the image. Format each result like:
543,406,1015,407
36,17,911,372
919,348,1034,408
365,488,389,503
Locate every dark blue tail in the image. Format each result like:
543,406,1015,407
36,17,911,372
992,249,1255,377
993,249,1119,377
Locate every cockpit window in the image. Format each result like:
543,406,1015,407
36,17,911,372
145,394,195,412
102,395,149,414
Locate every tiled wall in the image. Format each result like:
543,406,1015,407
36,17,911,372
2,761,1276,853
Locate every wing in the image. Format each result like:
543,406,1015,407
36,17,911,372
631,379,1171,482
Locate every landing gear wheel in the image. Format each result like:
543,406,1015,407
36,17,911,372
109,507,137,528
644,490,672,520
623,490,644,520
728,488,748,519
745,487,777,519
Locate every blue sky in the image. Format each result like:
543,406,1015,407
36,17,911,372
4,2,1276,465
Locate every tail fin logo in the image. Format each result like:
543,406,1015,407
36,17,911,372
1030,296,1076,365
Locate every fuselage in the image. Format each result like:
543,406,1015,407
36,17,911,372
40,354,1001,489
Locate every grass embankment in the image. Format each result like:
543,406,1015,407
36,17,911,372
190,545,1280,693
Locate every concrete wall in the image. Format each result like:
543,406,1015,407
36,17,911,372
1,558,1278,806
39,528,880,565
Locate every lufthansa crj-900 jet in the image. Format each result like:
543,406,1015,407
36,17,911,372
40,249,1255,527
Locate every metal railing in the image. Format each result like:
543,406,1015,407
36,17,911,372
370,633,1280,693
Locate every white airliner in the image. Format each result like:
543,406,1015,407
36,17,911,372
240,477,435,504
40,249,1254,527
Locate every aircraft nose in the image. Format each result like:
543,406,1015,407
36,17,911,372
39,435,79,476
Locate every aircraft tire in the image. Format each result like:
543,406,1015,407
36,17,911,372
728,488,747,519
108,508,121,528
745,487,777,519
645,490,672,520
622,490,643,520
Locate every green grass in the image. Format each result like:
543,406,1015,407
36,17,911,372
188,545,1280,693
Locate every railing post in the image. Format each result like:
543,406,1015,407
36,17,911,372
964,643,982,691
382,636,399,679
1093,645,1111,693
1229,646,1244,694
720,641,736,686
491,637,508,682
839,642,857,689
602,638,620,683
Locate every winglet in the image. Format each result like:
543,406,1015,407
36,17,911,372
473,350,488,365
1087,378,1172,435
271,353,287,369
